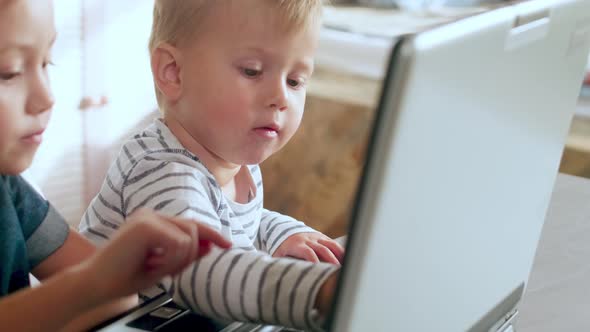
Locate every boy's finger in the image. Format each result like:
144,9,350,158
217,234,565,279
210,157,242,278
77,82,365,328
197,240,213,258
318,239,345,263
137,220,194,275
309,242,340,265
296,246,320,263
196,223,232,248
145,255,167,271
128,210,196,264
161,215,232,249
161,218,201,265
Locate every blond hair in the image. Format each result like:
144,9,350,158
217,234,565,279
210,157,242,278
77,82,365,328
148,0,324,110
149,0,324,53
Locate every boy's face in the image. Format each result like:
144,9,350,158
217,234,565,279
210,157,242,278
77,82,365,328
171,1,320,166
0,0,55,174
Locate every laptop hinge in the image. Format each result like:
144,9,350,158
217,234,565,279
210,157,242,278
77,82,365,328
488,308,518,332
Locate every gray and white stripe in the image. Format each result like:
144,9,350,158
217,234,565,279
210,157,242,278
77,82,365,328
79,119,335,331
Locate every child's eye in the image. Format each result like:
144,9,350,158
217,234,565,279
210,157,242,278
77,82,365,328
0,72,20,81
287,78,303,88
242,68,261,78
42,60,55,69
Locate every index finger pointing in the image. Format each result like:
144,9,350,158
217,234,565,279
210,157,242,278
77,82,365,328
196,223,232,249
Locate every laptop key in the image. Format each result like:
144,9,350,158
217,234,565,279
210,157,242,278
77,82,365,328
150,307,183,319
155,312,231,332
127,312,174,331
231,322,262,332
252,325,302,332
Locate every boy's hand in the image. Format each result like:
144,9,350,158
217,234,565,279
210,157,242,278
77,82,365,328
81,209,231,301
272,232,344,265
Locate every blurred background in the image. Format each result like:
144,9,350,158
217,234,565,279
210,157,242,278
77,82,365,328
28,0,590,238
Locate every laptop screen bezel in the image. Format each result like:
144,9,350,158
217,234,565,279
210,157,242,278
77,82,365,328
323,35,411,331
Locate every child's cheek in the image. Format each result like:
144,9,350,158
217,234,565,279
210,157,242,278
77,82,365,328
0,112,11,147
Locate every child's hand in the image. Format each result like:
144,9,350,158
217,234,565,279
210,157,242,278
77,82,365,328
272,232,344,265
81,209,231,301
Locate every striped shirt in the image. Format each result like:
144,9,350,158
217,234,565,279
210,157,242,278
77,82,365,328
79,119,338,331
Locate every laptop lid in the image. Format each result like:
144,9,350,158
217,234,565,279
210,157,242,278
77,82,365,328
328,0,590,331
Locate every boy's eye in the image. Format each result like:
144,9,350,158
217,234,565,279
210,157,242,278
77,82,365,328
287,78,302,88
242,68,261,78
43,60,55,69
0,72,19,81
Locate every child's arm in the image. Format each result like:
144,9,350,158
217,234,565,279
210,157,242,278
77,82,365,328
0,209,230,332
60,296,138,332
0,174,136,330
165,245,339,331
115,161,340,330
258,210,344,265
30,227,138,332
256,209,318,254
0,254,116,332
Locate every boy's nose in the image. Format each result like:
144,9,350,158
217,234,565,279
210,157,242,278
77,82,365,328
267,81,289,112
26,70,54,115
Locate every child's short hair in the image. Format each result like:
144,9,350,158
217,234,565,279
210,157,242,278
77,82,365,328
148,0,324,110
149,0,323,52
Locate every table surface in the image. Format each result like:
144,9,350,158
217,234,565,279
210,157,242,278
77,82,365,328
335,173,590,331
515,174,590,332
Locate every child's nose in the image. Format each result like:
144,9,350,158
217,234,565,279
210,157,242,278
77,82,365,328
26,71,54,115
267,81,289,111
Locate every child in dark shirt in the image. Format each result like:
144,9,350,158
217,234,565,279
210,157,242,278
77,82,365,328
0,1,231,330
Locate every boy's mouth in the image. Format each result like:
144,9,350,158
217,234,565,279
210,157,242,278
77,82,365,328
21,129,45,145
254,124,280,138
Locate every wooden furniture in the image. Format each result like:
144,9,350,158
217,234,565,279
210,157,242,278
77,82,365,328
261,70,378,237
261,43,590,240
560,95,590,179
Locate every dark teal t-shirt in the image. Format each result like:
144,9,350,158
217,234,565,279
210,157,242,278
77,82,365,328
0,175,69,296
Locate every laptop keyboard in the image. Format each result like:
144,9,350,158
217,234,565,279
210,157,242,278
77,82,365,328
155,312,233,332
156,315,301,332
126,300,302,332
127,300,228,331
155,314,300,332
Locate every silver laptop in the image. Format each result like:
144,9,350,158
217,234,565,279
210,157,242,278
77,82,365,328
95,0,590,331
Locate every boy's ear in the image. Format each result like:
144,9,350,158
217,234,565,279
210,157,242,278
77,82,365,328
151,43,182,101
